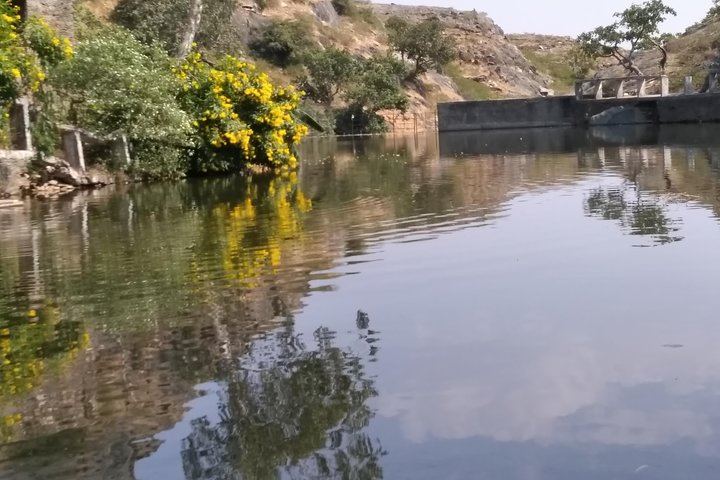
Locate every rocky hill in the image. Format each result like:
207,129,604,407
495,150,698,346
372,4,549,98
77,0,557,113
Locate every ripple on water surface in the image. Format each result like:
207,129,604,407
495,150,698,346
3,132,720,479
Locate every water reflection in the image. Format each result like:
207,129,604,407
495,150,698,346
3,129,720,478
173,327,382,480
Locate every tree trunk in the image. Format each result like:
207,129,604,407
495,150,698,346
178,0,203,58
650,39,668,74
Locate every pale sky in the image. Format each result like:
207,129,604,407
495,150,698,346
377,0,711,36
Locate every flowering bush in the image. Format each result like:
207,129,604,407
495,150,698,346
22,17,73,69
0,1,72,130
0,4,39,122
177,52,308,174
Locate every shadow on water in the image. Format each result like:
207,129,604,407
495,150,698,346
4,125,720,478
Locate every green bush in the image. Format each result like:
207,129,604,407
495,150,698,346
52,28,191,144
130,140,190,180
249,20,316,68
334,105,388,135
111,0,236,53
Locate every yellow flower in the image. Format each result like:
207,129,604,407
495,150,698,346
51,37,60,46
10,68,21,79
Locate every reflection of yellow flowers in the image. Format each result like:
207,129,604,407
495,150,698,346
214,176,313,288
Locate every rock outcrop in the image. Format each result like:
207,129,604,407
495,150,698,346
372,4,549,97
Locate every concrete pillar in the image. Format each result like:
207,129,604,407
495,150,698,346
615,80,625,98
638,79,647,97
660,76,669,97
9,97,32,151
684,76,694,95
593,81,604,100
62,129,86,172
112,135,131,167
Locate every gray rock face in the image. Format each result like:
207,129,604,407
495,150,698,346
313,0,340,25
372,3,548,97
0,150,33,197
589,106,652,126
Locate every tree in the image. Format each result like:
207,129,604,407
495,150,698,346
336,55,409,135
300,47,359,105
577,0,676,75
249,20,316,68
387,17,456,76
705,0,720,23
385,15,409,60
344,55,408,112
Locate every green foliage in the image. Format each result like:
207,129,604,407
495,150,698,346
566,45,596,79
129,140,190,180
52,28,191,143
299,47,358,105
705,0,720,23
578,0,676,74
387,16,456,76
111,0,236,54
445,63,498,100
334,105,388,135
249,20,316,68
21,18,73,69
343,54,408,112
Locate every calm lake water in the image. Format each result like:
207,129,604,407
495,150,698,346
3,127,720,479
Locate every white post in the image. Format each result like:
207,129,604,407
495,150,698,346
616,80,625,98
9,97,32,151
660,75,669,97
593,80,604,100
112,134,132,167
62,130,86,172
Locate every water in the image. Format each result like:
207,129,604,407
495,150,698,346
2,128,720,479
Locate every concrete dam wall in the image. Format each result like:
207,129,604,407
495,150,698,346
438,94,720,132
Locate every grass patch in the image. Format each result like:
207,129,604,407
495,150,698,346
520,47,575,94
445,63,499,100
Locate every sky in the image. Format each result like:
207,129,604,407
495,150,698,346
378,0,711,36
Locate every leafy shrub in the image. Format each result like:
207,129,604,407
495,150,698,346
343,54,408,112
249,20,316,68
334,105,388,135
130,140,190,180
176,52,309,174
300,47,358,105
112,0,236,54
52,28,191,144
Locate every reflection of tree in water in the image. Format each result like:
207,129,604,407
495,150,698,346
180,327,384,480
585,185,683,245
